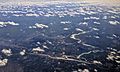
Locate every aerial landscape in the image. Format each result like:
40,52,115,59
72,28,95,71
0,0,120,72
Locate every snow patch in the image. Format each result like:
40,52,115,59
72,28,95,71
32,47,45,53
93,60,102,64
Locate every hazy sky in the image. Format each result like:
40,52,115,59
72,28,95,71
0,0,120,6
0,0,120,2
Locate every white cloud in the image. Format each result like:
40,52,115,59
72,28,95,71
76,28,84,31
0,21,19,27
82,69,89,72
94,36,100,39
29,23,48,29
26,13,39,17
63,28,69,31
92,28,99,31
61,21,71,24
13,14,23,17
90,16,99,20
0,59,8,67
103,16,107,19
109,20,120,25
20,50,26,56
94,22,100,25
1,48,12,56
108,10,118,14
